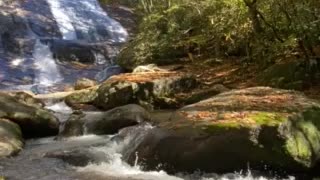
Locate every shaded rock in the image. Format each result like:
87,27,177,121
117,39,183,71
257,60,307,90
0,118,23,157
0,92,59,138
129,87,320,174
51,40,109,64
94,65,124,82
177,84,230,105
59,104,150,137
58,111,85,139
74,78,98,90
94,72,198,110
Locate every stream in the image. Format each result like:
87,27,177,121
0,0,300,179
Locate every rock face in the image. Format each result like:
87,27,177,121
94,71,198,110
0,118,23,157
129,87,320,173
59,104,151,138
0,93,59,138
50,40,110,64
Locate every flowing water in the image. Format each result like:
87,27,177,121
33,40,63,86
0,121,295,180
0,0,128,92
0,1,305,179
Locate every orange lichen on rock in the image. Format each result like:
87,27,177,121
107,72,182,83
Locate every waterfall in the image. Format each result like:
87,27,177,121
46,0,77,40
33,40,63,86
46,0,128,42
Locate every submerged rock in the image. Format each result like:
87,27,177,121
59,104,151,138
0,118,23,157
0,92,59,138
94,71,198,110
129,87,320,173
58,111,85,138
45,149,108,167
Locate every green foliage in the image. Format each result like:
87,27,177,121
108,0,320,68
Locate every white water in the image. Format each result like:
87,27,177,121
33,40,63,86
47,0,128,42
0,122,296,180
46,0,77,40
77,125,295,180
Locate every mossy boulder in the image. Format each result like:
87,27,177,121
0,118,23,157
94,72,198,110
0,92,59,138
65,86,99,109
128,87,320,173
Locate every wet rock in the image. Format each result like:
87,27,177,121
51,40,109,64
257,60,307,90
74,78,98,90
45,149,108,167
129,87,320,174
95,65,124,82
94,71,198,110
0,118,23,157
58,111,85,139
0,92,59,138
59,104,150,138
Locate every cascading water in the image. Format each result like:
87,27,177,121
47,0,128,42
33,39,63,86
0,123,296,180
0,0,128,92
46,0,77,40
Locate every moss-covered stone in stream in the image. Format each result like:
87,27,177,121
129,87,320,174
65,86,99,108
283,108,320,167
0,92,59,138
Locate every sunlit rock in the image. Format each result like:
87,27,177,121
0,118,23,157
129,87,320,173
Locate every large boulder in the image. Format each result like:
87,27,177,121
0,118,23,157
0,92,59,138
128,87,320,174
58,104,150,138
94,71,198,110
